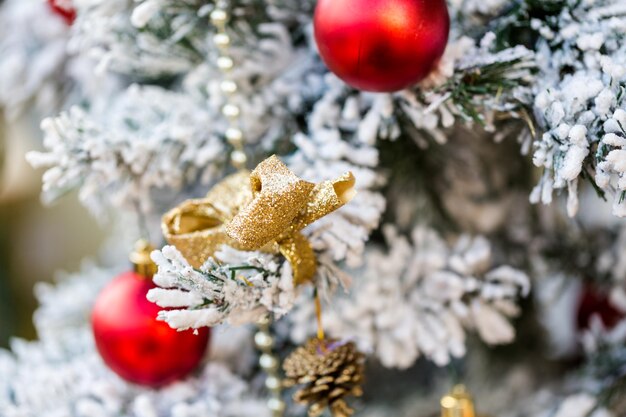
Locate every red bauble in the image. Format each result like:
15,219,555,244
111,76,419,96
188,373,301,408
92,271,210,387
47,0,76,25
314,0,450,92
576,285,624,330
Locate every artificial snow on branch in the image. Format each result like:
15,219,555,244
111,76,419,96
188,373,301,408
527,0,626,216
26,85,226,217
148,245,296,330
32,261,116,340
287,129,385,269
69,0,211,77
299,33,535,149
290,226,530,368
0,0,70,119
1,333,270,417
185,22,320,149
399,33,534,138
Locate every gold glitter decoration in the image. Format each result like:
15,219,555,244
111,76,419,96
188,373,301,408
283,338,365,417
226,154,315,249
440,385,480,417
161,155,355,284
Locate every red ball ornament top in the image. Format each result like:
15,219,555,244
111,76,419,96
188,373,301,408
92,241,210,387
314,0,450,92
47,0,76,25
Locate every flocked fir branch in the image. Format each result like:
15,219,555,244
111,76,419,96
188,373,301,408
285,94,386,268
0,0,71,119
289,226,530,368
69,0,212,77
148,245,296,329
304,34,536,149
1,338,270,417
522,0,626,217
405,33,535,131
26,85,226,217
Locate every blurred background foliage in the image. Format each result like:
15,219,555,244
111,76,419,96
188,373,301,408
0,115,104,348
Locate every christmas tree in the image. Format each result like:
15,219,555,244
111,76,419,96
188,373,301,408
2,0,626,416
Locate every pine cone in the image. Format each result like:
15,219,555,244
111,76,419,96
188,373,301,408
283,338,365,417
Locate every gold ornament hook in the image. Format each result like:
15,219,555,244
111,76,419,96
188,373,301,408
441,385,476,417
129,239,157,278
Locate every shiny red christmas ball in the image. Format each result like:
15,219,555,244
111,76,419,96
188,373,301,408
47,0,76,25
314,0,450,92
92,271,210,387
576,285,624,330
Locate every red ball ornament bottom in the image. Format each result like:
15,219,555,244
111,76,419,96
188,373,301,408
92,271,210,387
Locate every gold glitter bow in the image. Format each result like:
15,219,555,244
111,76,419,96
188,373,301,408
162,155,356,285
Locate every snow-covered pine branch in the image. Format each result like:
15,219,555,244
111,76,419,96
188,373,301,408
148,245,296,329
185,22,322,150
289,226,530,368
1,333,269,417
26,85,226,217
300,33,535,149
287,100,386,268
526,0,626,216
0,0,70,119
398,34,534,140
69,0,211,77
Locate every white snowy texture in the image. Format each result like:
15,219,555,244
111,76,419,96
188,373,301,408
287,77,386,268
68,0,210,77
290,226,530,368
1,335,269,417
0,0,70,119
401,35,534,142
149,245,296,329
530,0,626,216
32,261,115,339
26,85,226,217
193,23,322,149
0,262,268,417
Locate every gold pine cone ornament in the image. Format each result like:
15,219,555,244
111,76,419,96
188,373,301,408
283,338,365,417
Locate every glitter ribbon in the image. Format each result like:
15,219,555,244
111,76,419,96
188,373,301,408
162,155,356,285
